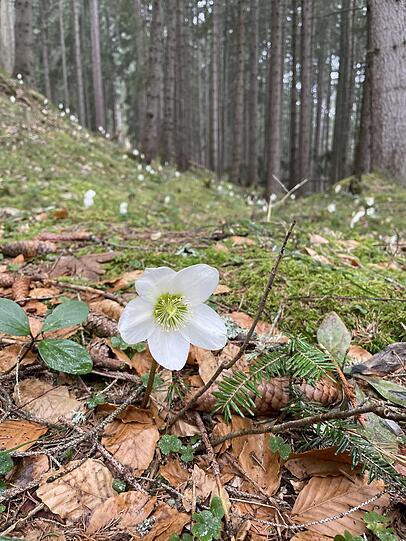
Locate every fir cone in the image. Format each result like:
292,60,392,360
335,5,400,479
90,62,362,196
12,275,31,302
0,273,14,288
85,311,118,337
0,240,57,258
88,337,126,370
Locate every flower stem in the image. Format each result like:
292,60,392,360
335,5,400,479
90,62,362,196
141,359,158,408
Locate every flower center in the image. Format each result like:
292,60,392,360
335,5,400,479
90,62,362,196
153,293,188,331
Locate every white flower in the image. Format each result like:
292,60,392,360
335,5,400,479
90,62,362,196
118,265,227,371
84,189,96,208
290,194,296,200
132,149,139,156
138,174,145,181
9,95,16,103
334,184,342,194
145,165,152,173
365,196,375,207
175,171,180,178
119,202,128,215
270,193,277,202
350,208,365,228
137,164,143,170
164,195,171,204
327,203,336,213
366,207,375,216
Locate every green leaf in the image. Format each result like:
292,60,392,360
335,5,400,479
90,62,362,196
0,452,13,475
192,509,222,541
210,497,225,520
87,394,105,409
112,479,127,493
42,300,89,333
365,378,406,408
158,434,183,455
269,435,292,461
180,445,194,463
0,298,30,336
141,371,164,390
0,537,25,541
334,532,363,541
0,479,6,493
317,311,351,363
38,339,93,375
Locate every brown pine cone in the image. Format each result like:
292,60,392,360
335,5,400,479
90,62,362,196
0,273,14,288
85,311,118,338
12,275,31,302
1,240,57,258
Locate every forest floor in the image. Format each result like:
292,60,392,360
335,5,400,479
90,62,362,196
0,75,405,541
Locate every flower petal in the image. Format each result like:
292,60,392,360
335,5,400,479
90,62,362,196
135,267,176,302
171,264,219,304
180,304,227,350
118,297,156,344
148,328,190,371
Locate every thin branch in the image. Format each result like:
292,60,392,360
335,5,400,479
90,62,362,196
168,222,296,427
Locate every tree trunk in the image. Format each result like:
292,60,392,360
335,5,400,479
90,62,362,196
89,0,105,129
211,0,221,177
13,0,35,85
174,0,188,170
267,0,284,196
312,21,326,178
72,0,86,125
330,0,354,183
298,0,313,185
231,0,245,184
161,3,176,164
0,0,15,75
289,0,299,188
133,0,145,139
140,0,162,163
59,0,69,106
39,0,51,100
248,0,258,185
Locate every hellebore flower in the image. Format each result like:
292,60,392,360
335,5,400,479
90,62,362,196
118,265,227,370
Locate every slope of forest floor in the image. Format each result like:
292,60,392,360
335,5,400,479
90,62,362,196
0,75,405,541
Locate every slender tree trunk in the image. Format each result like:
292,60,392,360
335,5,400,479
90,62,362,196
298,0,313,185
133,0,145,139
211,0,221,177
13,0,35,85
59,0,69,105
174,0,188,170
323,52,333,158
312,23,326,178
0,0,15,74
39,0,51,100
231,0,245,183
289,0,299,188
248,0,258,185
89,0,105,129
161,3,176,164
72,0,85,124
267,0,284,196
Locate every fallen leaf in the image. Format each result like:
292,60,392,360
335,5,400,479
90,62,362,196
304,247,332,266
130,348,154,375
197,348,220,385
30,286,59,298
106,270,143,292
50,252,116,281
171,419,200,437
290,532,331,541
0,419,48,451
135,503,189,541
310,234,329,245
23,519,66,541
11,455,49,486
347,345,372,364
228,312,289,342
25,299,48,316
291,475,389,537
90,299,123,320
182,464,216,511
14,378,83,423
214,284,231,295
230,236,255,246
0,343,36,373
160,457,190,487
285,448,356,479
150,231,162,241
87,491,156,533
102,420,159,475
317,311,351,363
37,458,115,522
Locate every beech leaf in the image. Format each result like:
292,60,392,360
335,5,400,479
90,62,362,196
317,311,351,363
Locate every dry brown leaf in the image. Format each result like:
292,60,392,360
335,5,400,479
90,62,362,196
135,503,190,541
50,252,116,281
290,532,332,541
197,348,220,385
214,242,229,253
230,236,255,246
106,270,143,292
0,419,48,452
25,299,48,316
30,286,59,298
228,312,289,342
291,475,389,537
0,343,36,373
347,345,372,363
37,458,115,522
102,420,159,475
87,491,156,533
171,419,200,437
11,455,49,486
304,247,332,266
285,448,356,479
214,284,231,295
90,298,123,320
130,348,154,375
159,457,190,487
14,378,83,423
337,253,361,267
182,464,216,512
231,417,281,497
310,234,329,245
23,519,66,541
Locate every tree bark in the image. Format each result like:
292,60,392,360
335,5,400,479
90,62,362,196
231,0,245,184
289,0,299,188
13,0,35,85
161,3,176,164
298,0,313,185
59,0,69,106
211,0,222,177
39,0,51,100
248,0,258,185
267,0,284,196
0,0,15,75
72,0,86,125
89,0,105,129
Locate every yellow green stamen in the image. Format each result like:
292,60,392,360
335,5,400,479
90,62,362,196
153,293,188,331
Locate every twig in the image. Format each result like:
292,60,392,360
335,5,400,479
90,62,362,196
168,222,296,427
95,442,146,492
267,179,308,220
209,402,406,448
0,502,45,536
141,359,158,408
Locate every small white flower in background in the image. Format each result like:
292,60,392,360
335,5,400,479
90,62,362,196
43,99,48,105
365,196,375,207
84,189,96,208
140,153,145,160
334,184,342,194
66,107,70,114
145,165,152,173
58,103,63,109
60,111,65,117
138,174,145,181
133,149,140,156
119,202,128,215
290,194,296,200
17,73,22,80
9,96,16,103
366,207,375,216
118,265,227,371
164,195,171,204
327,203,336,213
270,193,277,202
158,165,163,171
350,208,365,228
150,169,156,175
137,164,143,170
175,171,180,178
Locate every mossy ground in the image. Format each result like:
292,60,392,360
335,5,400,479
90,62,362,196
1,74,405,352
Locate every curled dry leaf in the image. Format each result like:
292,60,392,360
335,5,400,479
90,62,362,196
230,236,255,246
159,457,190,488
285,447,356,480
23,519,66,541
228,311,289,343
89,298,123,320
87,491,156,534
290,532,332,541
304,247,332,266
0,343,37,374
0,419,48,451
14,378,83,423
101,420,159,475
347,344,373,364
182,464,216,512
11,454,49,486
50,252,116,281
106,269,143,292
134,503,190,541
37,458,115,522
291,475,389,537
214,283,231,295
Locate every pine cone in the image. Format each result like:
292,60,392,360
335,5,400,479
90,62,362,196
0,240,57,258
0,273,14,288
85,311,118,337
88,337,126,370
12,276,31,302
